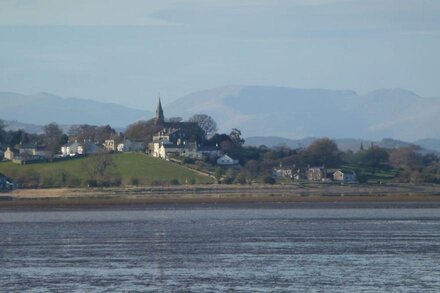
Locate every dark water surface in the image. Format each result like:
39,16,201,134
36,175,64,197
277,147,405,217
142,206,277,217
1,202,440,292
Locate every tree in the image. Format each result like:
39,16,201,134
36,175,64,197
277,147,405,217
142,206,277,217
389,147,422,170
83,152,115,185
263,176,276,185
69,124,117,144
168,117,183,123
214,167,223,183
230,128,245,147
0,120,7,145
188,114,218,138
361,146,390,169
124,119,163,142
243,160,259,179
43,123,66,156
305,138,340,166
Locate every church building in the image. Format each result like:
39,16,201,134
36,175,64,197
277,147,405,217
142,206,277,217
149,99,218,159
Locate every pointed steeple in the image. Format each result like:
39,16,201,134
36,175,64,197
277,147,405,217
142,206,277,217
155,96,165,125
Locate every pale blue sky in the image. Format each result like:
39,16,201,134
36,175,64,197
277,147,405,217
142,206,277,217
0,0,439,110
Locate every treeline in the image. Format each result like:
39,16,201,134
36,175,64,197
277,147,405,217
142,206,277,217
190,133,440,184
0,120,118,155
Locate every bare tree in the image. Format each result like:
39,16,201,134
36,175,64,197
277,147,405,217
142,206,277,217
188,114,218,138
83,152,114,182
305,138,340,166
44,122,67,156
68,124,117,144
168,117,183,123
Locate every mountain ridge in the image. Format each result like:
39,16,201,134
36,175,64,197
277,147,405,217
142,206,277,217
165,85,440,141
245,136,440,154
0,91,152,127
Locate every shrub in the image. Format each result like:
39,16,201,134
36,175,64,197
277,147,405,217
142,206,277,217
222,176,235,184
169,178,180,185
87,179,98,187
17,169,41,188
130,177,140,186
67,175,81,187
182,157,195,164
263,176,276,185
234,173,247,185
151,179,164,186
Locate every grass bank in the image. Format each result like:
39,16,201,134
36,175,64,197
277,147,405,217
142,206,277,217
0,153,214,187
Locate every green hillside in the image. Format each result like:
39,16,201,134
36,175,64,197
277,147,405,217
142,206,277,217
0,153,213,188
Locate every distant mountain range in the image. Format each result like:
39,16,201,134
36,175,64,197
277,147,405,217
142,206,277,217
0,92,152,127
1,86,439,146
165,85,440,141
245,136,440,154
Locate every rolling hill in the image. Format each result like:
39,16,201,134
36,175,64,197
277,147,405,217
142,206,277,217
0,153,213,187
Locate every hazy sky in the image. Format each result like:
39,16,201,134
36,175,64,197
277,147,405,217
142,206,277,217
1,0,439,110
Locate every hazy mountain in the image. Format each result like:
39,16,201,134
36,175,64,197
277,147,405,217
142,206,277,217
3,120,45,134
414,139,440,153
166,85,440,141
245,136,437,154
0,92,152,127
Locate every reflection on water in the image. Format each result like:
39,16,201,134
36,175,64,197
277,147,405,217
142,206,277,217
1,203,440,291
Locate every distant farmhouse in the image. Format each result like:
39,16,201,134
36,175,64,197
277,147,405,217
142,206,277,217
103,139,145,153
3,143,52,164
61,141,101,157
272,164,300,180
307,166,357,183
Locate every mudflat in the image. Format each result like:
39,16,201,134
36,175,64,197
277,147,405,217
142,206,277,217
1,183,439,208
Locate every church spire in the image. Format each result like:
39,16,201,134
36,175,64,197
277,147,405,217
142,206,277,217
155,96,165,125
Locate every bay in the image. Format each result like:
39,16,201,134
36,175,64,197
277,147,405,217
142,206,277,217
1,202,440,292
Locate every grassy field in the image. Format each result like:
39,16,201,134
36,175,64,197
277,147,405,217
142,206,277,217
341,163,397,183
0,153,213,187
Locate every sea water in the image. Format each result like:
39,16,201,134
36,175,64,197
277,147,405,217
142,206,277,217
1,202,440,292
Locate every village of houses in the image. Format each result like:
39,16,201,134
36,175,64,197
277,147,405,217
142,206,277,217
1,100,357,189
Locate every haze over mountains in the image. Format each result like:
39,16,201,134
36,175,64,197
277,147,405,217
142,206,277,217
1,85,439,147
0,92,152,127
166,85,440,142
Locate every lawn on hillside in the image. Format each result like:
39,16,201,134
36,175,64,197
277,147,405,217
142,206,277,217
0,153,213,188
341,163,397,183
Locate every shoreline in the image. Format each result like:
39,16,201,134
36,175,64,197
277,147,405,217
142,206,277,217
1,183,440,208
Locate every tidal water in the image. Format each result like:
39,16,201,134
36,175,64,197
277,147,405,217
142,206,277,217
1,202,440,292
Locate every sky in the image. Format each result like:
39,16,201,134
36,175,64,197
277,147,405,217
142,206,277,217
0,0,439,111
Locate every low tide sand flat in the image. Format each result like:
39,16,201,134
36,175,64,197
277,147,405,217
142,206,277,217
1,183,439,208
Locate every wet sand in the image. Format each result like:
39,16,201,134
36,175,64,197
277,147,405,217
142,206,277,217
1,183,439,208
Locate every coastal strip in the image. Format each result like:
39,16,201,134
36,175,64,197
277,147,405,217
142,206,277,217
1,183,440,208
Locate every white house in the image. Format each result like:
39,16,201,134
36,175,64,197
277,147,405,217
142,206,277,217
78,141,101,155
333,170,357,183
217,154,239,166
104,139,117,152
62,141,101,156
307,166,326,181
3,147,17,161
272,166,293,179
61,142,82,156
117,139,145,152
